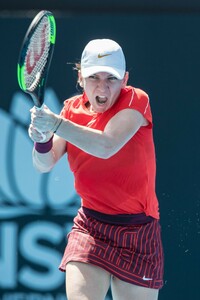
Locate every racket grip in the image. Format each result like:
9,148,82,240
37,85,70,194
35,103,44,111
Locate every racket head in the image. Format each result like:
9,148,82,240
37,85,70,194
17,10,56,107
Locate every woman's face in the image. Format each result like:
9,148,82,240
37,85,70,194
79,71,129,113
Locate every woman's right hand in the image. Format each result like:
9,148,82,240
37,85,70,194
28,124,53,143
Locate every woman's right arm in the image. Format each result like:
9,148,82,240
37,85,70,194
32,134,67,173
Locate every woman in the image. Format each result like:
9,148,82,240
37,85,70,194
29,39,164,300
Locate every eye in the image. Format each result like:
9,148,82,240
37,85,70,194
88,75,98,80
108,76,118,81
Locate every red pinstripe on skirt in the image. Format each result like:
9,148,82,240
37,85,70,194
59,207,164,289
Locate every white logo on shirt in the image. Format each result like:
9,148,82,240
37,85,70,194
142,275,153,281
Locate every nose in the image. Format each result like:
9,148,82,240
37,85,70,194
97,79,108,92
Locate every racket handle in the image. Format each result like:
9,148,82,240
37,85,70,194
35,103,44,111
35,104,47,142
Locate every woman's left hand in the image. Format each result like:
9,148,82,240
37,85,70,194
30,105,61,133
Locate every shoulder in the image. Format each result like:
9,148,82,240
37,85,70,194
116,86,152,126
116,86,150,110
61,94,83,117
133,87,149,100
63,93,83,107
120,86,149,101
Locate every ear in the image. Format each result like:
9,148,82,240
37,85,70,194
78,71,84,87
79,81,83,87
122,72,129,88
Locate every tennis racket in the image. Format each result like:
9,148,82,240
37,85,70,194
17,10,56,140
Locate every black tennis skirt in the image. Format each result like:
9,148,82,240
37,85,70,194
59,207,164,289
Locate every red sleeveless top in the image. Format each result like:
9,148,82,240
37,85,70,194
61,86,159,219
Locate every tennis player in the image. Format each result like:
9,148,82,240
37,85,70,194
29,39,164,300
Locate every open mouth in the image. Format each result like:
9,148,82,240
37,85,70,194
96,96,107,105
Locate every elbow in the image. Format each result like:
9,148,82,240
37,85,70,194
96,141,118,159
33,161,54,173
99,150,115,159
32,149,56,173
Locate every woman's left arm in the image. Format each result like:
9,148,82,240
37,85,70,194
56,108,147,159
31,106,147,159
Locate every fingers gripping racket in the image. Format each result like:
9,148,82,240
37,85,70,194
17,10,56,140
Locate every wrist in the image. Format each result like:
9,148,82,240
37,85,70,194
53,117,63,133
34,135,54,153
